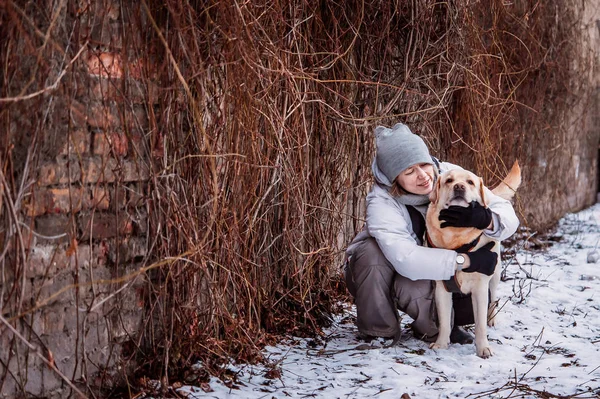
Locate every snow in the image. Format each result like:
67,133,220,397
179,204,600,399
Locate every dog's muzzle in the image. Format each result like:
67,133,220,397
453,183,466,197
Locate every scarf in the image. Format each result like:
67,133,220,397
395,193,429,218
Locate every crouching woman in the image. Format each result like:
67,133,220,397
344,123,519,343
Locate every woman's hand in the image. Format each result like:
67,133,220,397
439,201,493,229
461,242,498,276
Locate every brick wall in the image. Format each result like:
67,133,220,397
0,1,152,397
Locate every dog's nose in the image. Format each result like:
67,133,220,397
454,183,466,192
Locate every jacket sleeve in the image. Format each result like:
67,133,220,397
483,187,519,241
366,189,458,281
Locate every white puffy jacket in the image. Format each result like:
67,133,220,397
346,160,519,281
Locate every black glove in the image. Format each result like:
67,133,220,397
439,201,493,229
462,242,498,276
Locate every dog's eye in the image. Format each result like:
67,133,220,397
467,179,475,185
446,178,454,184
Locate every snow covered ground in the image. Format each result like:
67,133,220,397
180,204,600,399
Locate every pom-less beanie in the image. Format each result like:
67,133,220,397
373,123,432,185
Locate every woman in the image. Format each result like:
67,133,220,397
344,123,519,344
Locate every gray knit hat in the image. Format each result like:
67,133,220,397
372,123,432,186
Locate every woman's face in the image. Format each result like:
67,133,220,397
395,163,435,195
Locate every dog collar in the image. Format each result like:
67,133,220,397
425,232,483,293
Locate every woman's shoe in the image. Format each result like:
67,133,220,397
450,326,474,344
411,325,437,343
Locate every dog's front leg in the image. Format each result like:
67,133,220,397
430,281,452,350
472,285,493,358
487,267,501,327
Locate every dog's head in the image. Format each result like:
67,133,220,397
429,169,487,209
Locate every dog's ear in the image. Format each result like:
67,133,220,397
429,177,442,204
479,176,488,207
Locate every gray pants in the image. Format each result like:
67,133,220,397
344,238,439,339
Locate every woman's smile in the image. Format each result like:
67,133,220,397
418,177,432,187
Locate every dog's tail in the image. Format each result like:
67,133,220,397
491,161,521,201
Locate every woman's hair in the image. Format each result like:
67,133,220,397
389,181,410,197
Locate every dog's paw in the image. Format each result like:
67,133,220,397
430,341,449,350
477,346,494,358
487,317,496,327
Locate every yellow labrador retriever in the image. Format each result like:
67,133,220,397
426,162,521,358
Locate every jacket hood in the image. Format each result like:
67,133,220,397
371,157,394,187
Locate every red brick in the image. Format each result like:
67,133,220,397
38,162,81,186
70,100,119,130
66,243,108,270
88,104,120,130
128,130,146,156
128,80,159,104
39,163,59,185
79,213,133,240
58,129,90,156
34,215,71,244
69,100,87,127
89,15,123,45
111,185,127,210
70,99,148,132
24,187,111,216
81,158,151,185
88,77,153,104
93,132,129,157
109,237,147,263
122,160,150,182
123,104,149,132
23,189,52,217
82,157,117,184
89,78,120,102
87,52,124,79
126,183,147,208
89,186,111,210
132,209,148,235
47,187,86,214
